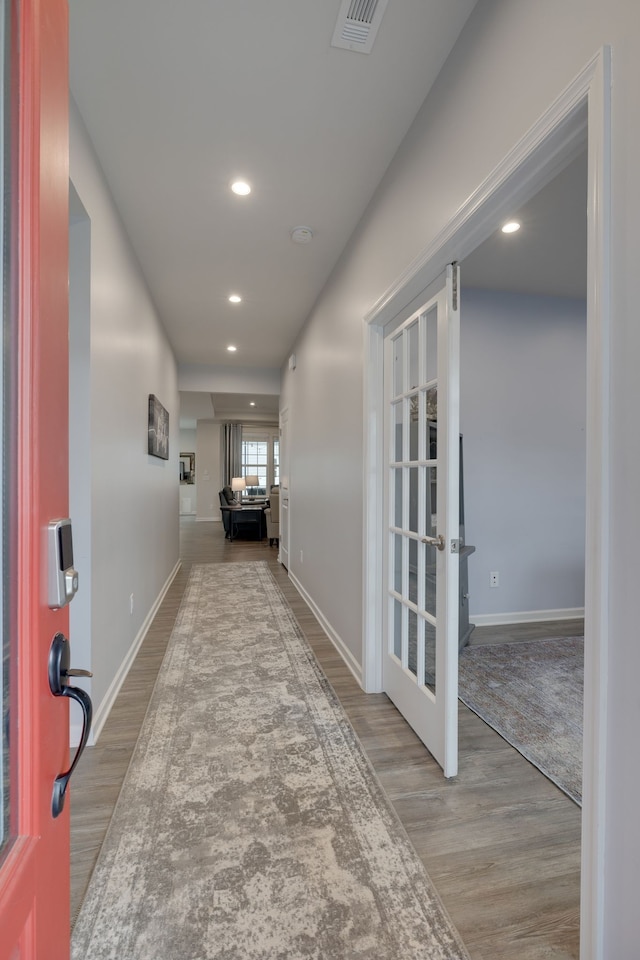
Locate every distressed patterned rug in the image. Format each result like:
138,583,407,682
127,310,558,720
458,637,583,805
73,562,469,960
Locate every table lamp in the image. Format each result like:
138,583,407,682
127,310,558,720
245,474,260,500
231,477,246,502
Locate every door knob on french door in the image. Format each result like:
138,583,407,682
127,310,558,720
421,534,446,551
48,632,93,818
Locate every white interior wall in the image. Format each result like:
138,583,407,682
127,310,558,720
178,364,280,396
281,1,640,950
461,289,586,619
69,98,179,730
196,421,221,521
68,190,92,741
280,302,364,660
179,427,197,515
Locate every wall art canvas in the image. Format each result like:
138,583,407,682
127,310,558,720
148,394,169,460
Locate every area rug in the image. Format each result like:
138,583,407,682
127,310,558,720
72,562,469,960
458,637,583,805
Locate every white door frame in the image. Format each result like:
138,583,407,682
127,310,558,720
362,48,610,960
279,406,290,569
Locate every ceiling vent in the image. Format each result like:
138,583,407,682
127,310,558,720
331,0,389,54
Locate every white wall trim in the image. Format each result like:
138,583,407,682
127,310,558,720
580,46,611,960
361,319,385,692
72,559,182,747
362,48,611,960
196,516,218,522
472,607,585,628
289,571,363,689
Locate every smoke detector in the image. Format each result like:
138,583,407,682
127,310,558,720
290,226,314,244
331,0,389,54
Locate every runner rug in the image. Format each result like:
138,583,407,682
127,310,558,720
458,636,583,805
72,561,469,960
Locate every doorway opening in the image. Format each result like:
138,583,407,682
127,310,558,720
364,50,610,960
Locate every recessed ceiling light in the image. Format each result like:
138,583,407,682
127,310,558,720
228,294,242,303
227,344,237,352
231,180,251,196
501,220,521,234
249,402,256,407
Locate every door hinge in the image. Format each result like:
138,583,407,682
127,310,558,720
451,261,458,311
450,538,461,554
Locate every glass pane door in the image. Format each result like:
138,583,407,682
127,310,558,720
389,305,438,690
388,306,439,689
382,266,460,777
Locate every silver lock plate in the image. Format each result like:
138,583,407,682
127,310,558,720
48,519,79,608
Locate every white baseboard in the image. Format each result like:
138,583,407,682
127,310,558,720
472,606,585,627
71,560,182,747
288,571,363,688
196,516,218,522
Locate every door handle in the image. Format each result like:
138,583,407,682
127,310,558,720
48,632,93,818
421,534,446,551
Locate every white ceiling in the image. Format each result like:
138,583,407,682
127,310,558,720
462,151,587,299
69,2,586,436
69,0,478,374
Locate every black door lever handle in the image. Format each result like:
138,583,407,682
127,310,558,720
48,632,94,818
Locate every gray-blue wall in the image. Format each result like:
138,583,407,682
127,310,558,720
461,288,586,620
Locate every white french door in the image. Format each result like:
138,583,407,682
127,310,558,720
382,264,460,777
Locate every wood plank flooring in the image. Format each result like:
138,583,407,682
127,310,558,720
70,518,582,959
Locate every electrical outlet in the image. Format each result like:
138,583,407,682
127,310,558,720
130,593,134,614
489,571,499,588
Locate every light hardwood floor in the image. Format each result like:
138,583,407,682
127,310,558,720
70,518,582,959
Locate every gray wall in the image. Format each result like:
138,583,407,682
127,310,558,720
461,289,586,619
68,191,92,740
69,98,179,730
196,421,222,521
281,1,640,950
179,428,197,515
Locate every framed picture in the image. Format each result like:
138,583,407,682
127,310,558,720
148,394,169,460
179,452,195,483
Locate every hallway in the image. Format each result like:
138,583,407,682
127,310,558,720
70,518,581,959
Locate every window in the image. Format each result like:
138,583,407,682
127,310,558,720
241,428,280,492
241,439,268,493
273,438,280,487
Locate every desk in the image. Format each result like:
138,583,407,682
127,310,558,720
221,504,267,541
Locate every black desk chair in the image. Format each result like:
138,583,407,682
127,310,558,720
219,490,262,540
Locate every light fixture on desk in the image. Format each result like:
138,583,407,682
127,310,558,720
244,474,260,500
231,477,246,502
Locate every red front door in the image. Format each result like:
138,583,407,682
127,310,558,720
0,0,71,957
